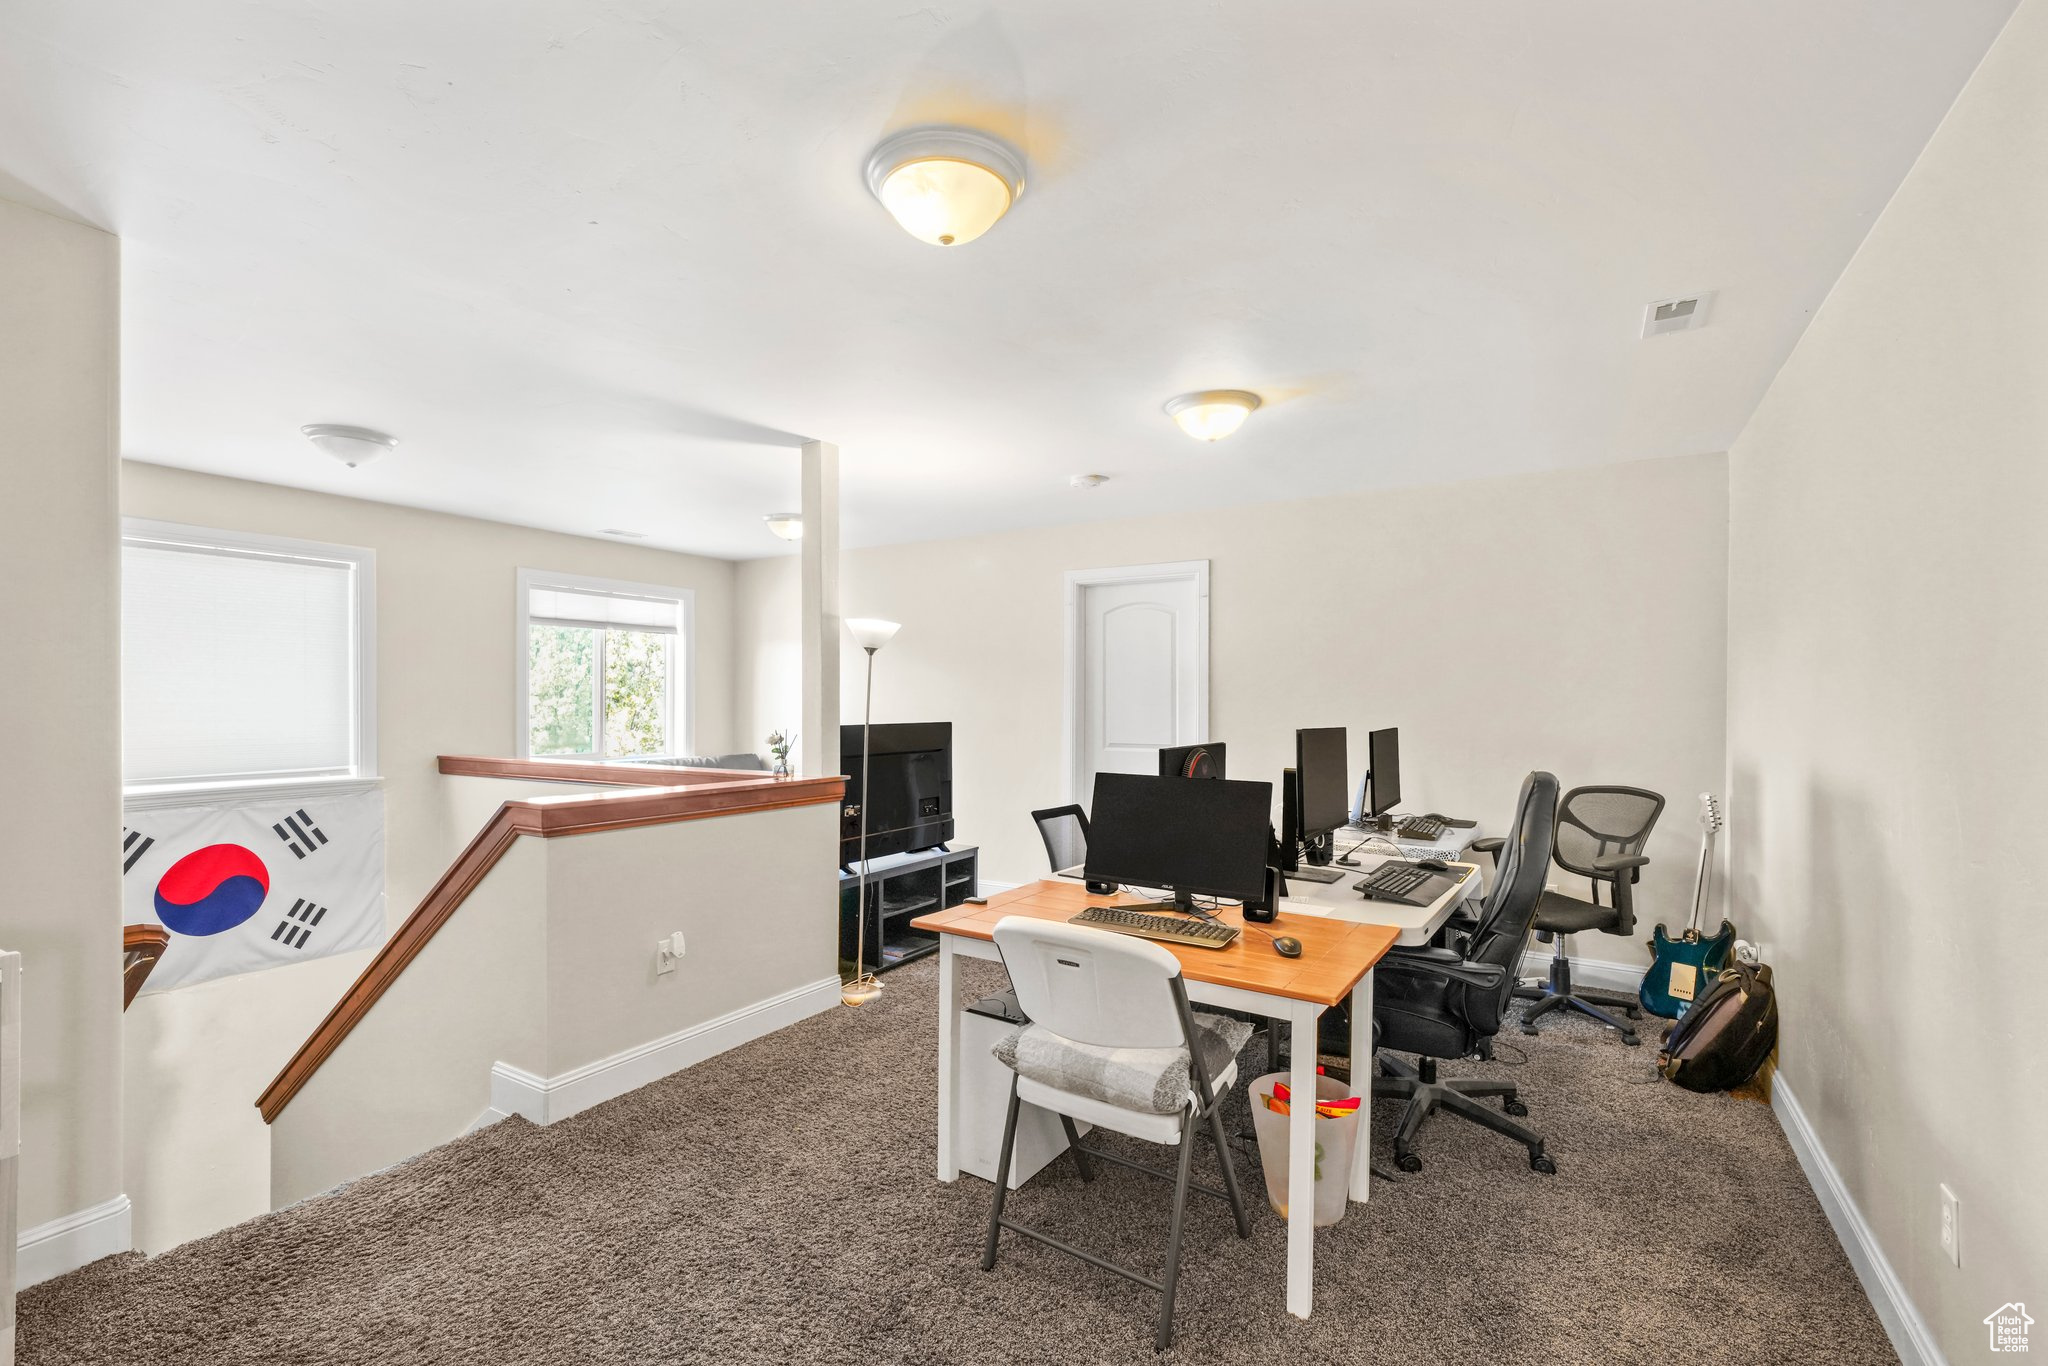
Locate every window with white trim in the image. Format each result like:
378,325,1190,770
517,570,692,760
122,521,376,790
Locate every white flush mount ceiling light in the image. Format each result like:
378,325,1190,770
598,528,648,539
763,513,803,541
1164,390,1262,442
864,126,1026,247
302,424,397,468
1070,473,1110,489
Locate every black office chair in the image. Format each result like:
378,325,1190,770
1514,785,1664,1047
1371,770,1560,1174
1030,804,1089,874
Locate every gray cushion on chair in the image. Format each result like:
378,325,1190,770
992,1011,1254,1116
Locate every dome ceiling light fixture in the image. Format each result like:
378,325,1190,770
302,423,397,468
1164,390,1262,442
763,513,804,541
864,126,1026,247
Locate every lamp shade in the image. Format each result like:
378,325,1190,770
846,617,901,651
865,128,1026,247
1164,390,1262,442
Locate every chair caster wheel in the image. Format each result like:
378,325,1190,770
1396,1152,1423,1173
1624,1006,1640,1019
1530,1153,1557,1175
1520,1024,1539,1036
1622,1034,1641,1048
1503,1098,1529,1117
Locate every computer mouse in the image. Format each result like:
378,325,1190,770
1272,935,1303,958
1416,858,1450,872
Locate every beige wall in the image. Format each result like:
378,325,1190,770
273,799,837,1207
0,198,123,1233
737,451,1730,961
119,465,740,1251
542,802,838,1076
269,836,547,1209
1724,1,2047,1356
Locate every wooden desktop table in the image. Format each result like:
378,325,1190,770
912,879,1399,1320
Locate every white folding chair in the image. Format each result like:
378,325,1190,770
983,916,1252,1352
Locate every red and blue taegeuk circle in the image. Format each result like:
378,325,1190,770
153,844,270,937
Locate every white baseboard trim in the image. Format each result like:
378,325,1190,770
17,1194,132,1290
490,975,842,1127
464,1106,511,1135
1772,1076,1945,1366
1517,948,1647,997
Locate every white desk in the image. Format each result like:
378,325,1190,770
1281,851,1483,945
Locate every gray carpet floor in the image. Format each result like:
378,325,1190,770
21,957,1895,1365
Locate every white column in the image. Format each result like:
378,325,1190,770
798,440,840,777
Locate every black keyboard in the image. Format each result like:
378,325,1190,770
1355,862,1441,905
1397,815,1448,841
1070,905,1240,950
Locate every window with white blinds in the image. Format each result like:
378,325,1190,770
517,569,691,761
122,524,375,788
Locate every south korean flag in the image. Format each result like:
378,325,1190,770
120,789,386,993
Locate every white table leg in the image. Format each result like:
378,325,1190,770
937,937,961,1182
1286,1000,1320,1319
1349,968,1374,1202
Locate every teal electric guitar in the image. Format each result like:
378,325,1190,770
1640,793,1735,1020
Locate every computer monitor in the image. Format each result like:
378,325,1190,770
1367,727,1402,826
1157,742,1226,779
1084,772,1274,911
1297,726,1349,831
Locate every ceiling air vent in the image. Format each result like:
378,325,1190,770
1643,292,1714,339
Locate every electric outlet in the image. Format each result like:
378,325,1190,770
655,931,686,975
1939,1183,1961,1267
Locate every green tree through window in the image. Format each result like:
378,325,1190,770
529,624,596,755
603,629,669,757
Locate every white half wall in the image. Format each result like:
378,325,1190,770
736,451,1730,969
270,796,838,1209
1724,2,2048,1358
0,197,125,1268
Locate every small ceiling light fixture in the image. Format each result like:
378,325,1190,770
864,126,1026,247
1070,473,1110,490
302,423,398,468
1164,391,1262,442
763,513,804,541
598,528,649,539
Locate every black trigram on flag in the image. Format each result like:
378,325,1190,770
122,827,156,874
271,898,328,950
272,809,329,860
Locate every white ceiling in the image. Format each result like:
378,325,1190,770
0,1,2018,560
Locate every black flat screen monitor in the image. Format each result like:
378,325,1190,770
1085,772,1273,908
1295,727,1350,840
839,722,954,865
1157,742,1226,779
1367,727,1402,819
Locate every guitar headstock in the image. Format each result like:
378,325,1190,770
1697,792,1724,833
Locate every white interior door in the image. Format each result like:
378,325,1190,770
1065,562,1209,804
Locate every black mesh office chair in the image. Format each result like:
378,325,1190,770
1516,786,1664,1047
1030,804,1090,874
1371,770,1560,1174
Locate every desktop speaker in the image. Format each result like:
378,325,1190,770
1243,865,1283,924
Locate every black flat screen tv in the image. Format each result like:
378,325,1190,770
840,721,954,866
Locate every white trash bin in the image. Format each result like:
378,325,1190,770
1248,1071,1359,1227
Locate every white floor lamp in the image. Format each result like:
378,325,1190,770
842,616,901,1007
